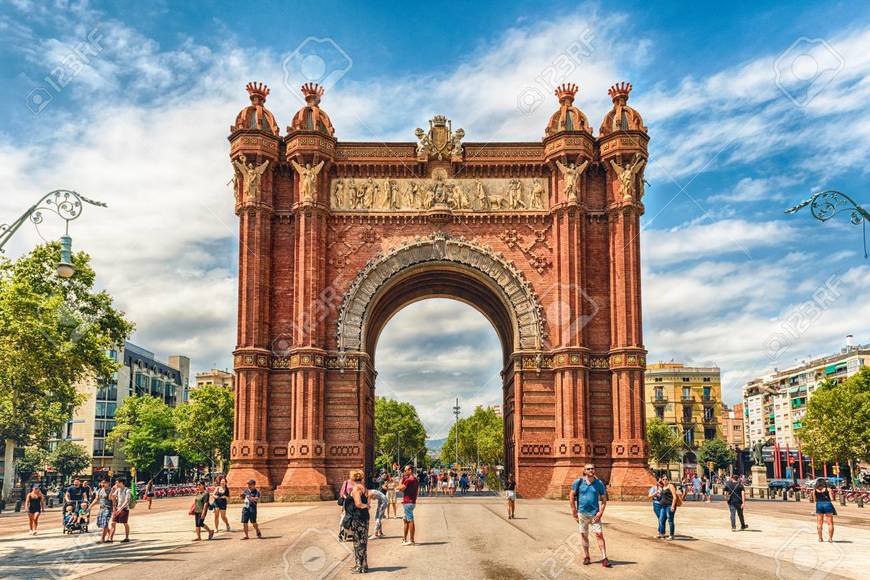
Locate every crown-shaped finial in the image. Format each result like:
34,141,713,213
301,83,325,105
608,82,632,103
246,82,270,105
554,83,579,104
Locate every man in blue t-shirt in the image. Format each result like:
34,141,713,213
569,464,611,568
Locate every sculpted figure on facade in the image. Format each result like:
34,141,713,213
233,154,270,202
530,178,546,209
555,159,589,203
474,179,488,210
415,115,464,160
610,154,646,202
331,180,345,208
507,179,526,209
291,159,325,203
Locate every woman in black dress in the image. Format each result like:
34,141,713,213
348,470,370,574
212,474,231,532
505,474,517,519
25,485,46,535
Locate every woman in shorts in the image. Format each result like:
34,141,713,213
505,474,517,519
212,475,231,532
384,474,398,519
811,479,836,542
145,479,155,509
25,485,46,535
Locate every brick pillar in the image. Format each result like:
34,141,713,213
602,137,655,499
227,130,279,497
275,152,334,500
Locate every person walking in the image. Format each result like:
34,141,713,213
505,474,517,519
348,470,370,573
144,479,155,509
241,479,263,539
90,479,113,544
398,465,419,546
212,475,231,532
648,476,663,531
723,474,748,531
691,474,702,501
25,485,46,536
109,478,132,543
338,472,355,541
192,481,215,541
569,464,611,568
657,475,680,540
811,479,836,542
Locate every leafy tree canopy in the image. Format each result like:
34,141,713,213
441,405,504,467
107,395,175,473
646,417,684,466
47,441,91,483
799,368,870,464
0,243,133,446
174,384,234,468
374,397,427,471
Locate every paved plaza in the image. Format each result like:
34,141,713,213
0,495,867,579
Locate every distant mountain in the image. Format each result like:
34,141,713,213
426,438,446,452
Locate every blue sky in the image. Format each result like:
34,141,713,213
2,1,869,437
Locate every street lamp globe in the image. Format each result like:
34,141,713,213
56,234,75,278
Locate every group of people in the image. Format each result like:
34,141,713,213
338,465,420,574
25,477,131,542
416,468,487,496
647,472,839,542
189,476,262,541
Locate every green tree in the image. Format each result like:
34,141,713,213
174,384,234,471
48,441,91,483
0,243,133,448
374,397,427,470
107,395,175,474
15,447,48,491
798,368,870,478
698,437,737,473
441,406,504,466
646,418,684,467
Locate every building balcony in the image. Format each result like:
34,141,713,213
702,396,716,406
681,396,695,404
652,396,669,406
703,415,717,425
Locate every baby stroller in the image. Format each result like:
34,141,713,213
62,503,90,534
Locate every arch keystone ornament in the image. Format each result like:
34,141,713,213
227,81,655,501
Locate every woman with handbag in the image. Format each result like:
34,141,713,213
338,472,354,541
657,475,680,540
347,470,370,574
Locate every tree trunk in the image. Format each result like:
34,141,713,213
2,440,16,502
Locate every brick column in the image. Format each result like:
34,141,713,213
601,131,655,498
275,138,335,500
227,130,279,496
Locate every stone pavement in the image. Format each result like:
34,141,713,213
0,502,311,579
0,495,865,579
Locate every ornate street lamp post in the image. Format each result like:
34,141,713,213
0,190,107,277
786,190,870,258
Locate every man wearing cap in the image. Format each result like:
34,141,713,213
241,479,262,539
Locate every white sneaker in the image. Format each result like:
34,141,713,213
401,540,410,546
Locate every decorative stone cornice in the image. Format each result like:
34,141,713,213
336,232,547,352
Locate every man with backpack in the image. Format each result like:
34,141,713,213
568,464,611,568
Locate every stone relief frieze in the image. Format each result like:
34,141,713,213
330,176,548,212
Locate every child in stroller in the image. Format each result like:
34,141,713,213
63,502,90,534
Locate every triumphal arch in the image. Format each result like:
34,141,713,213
227,80,653,499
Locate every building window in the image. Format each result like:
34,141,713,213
655,387,663,401
682,408,692,423
704,407,714,421
682,377,690,382
682,386,691,400
704,428,716,440
702,386,711,400
656,407,664,420
684,427,695,447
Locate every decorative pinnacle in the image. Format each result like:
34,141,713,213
246,82,270,105
608,81,632,103
554,83,578,104
301,82,325,105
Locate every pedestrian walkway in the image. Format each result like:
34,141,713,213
0,503,311,579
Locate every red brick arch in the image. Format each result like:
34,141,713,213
227,83,655,500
